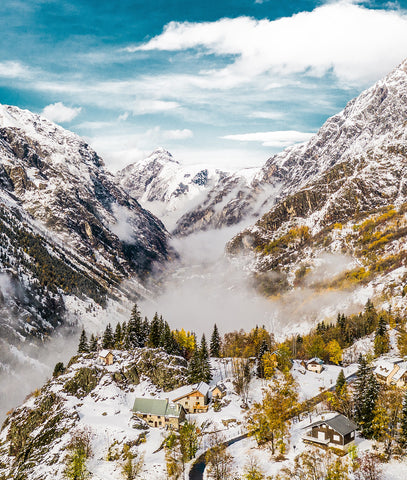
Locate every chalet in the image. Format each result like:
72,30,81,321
374,361,400,385
389,365,407,388
132,398,185,430
211,383,227,400
98,350,114,366
171,382,210,413
301,357,324,374
302,414,357,451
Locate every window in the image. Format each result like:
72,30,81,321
333,434,340,442
351,431,354,438
196,396,200,399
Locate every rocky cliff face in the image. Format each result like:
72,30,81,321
116,147,261,233
226,59,407,304
0,104,173,368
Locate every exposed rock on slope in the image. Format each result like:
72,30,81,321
226,59,407,303
116,147,261,233
0,104,173,375
136,59,407,239
0,349,187,480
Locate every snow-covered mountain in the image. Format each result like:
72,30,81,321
226,59,407,306
0,104,172,378
133,59,407,240
116,148,261,233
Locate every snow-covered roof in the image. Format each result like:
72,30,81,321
307,357,324,365
390,367,407,383
374,361,397,377
98,349,113,358
171,381,210,401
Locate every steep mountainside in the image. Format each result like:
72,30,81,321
227,59,407,306
157,59,407,238
0,348,187,480
0,104,172,365
116,148,261,233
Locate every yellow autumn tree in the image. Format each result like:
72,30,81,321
246,374,298,456
262,352,277,379
326,340,342,365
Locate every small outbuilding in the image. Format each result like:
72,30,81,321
132,397,185,430
301,357,324,373
98,349,114,366
302,414,357,450
212,383,227,400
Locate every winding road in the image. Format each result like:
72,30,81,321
189,433,248,480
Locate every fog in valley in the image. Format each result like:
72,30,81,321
0,224,370,422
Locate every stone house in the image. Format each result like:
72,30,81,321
302,414,357,450
132,397,185,430
98,350,114,365
172,381,210,413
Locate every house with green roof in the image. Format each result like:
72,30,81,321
132,397,186,430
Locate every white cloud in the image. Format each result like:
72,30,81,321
118,112,129,121
0,61,30,79
128,2,407,86
41,102,81,123
162,129,193,140
222,130,314,147
132,99,180,114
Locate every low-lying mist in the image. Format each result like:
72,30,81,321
0,224,370,423
141,226,369,339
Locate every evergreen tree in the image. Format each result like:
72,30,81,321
77,329,89,353
256,340,269,378
114,322,123,349
142,317,150,346
125,303,145,349
364,298,378,333
102,323,114,349
210,324,221,357
335,369,346,395
148,313,164,348
354,355,380,438
89,334,98,352
187,346,201,384
374,315,390,356
199,334,212,383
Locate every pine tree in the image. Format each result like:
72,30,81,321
77,329,89,353
148,313,164,348
125,304,144,349
335,369,346,395
114,323,123,349
89,334,98,352
102,323,114,349
199,334,212,383
256,340,269,378
374,315,390,356
187,347,201,384
210,324,221,357
354,355,380,438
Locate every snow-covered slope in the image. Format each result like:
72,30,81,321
0,104,173,392
116,148,260,232
226,59,407,310
0,348,188,480
144,59,407,237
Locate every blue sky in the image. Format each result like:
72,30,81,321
1,0,407,171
